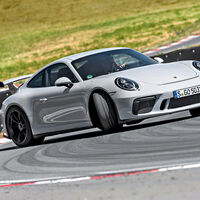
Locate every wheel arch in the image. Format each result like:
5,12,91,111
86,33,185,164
5,104,32,139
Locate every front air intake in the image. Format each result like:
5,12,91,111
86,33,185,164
133,96,157,115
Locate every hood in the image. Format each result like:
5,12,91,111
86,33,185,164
96,62,198,85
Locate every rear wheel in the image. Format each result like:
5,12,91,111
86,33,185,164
6,107,34,147
189,108,200,117
92,92,121,131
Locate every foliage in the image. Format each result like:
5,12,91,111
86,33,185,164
0,0,200,80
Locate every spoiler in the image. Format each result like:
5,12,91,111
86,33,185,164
0,74,33,87
0,74,33,93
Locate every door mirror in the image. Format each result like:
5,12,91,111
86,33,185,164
55,77,73,88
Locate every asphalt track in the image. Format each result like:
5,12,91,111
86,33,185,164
1,111,200,199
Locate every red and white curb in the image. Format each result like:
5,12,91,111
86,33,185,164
1,162,200,188
144,35,200,55
0,137,11,144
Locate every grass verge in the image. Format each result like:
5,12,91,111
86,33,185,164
0,0,200,80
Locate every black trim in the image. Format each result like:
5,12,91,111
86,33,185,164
133,96,157,115
168,94,200,109
160,99,167,110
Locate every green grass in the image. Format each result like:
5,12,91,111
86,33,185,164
0,0,200,80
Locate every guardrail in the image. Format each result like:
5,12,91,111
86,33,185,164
151,46,200,63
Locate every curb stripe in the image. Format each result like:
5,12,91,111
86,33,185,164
0,137,11,144
90,169,158,180
144,35,200,55
0,182,35,188
1,162,200,188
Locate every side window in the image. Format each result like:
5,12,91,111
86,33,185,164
46,63,78,87
28,71,45,88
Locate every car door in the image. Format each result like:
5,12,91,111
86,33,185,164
29,63,91,134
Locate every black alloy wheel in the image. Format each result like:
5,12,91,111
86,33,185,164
6,107,34,147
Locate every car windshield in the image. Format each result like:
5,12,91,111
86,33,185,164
71,49,157,80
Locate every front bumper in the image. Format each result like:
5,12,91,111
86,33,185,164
112,77,200,121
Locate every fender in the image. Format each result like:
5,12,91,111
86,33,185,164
0,74,32,132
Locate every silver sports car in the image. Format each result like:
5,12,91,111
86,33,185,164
1,47,200,147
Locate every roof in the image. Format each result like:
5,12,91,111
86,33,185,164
59,47,129,62
26,47,130,77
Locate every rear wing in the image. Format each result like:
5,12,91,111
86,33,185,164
0,74,33,132
0,74,32,93
1,74,33,86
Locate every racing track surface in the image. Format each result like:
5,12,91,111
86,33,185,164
1,111,200,199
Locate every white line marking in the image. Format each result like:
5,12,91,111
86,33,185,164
0,176,72,184
187,35,199,39
34,177,90,185
170,42,181,46
0,137,11,144
158,46,170,50
2,162,200,187
158,163,200,172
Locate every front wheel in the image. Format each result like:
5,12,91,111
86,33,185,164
31,136,45,146
189,108,200,117
6,107,34,147
92,92,121,131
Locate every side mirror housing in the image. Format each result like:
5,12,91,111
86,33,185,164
0,82,4,87
55,77,73,88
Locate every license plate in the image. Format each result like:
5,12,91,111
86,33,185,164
173,85,200,99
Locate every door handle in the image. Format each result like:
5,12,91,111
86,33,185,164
39,98,47,103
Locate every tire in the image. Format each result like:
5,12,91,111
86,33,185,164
6,107,34,147
92,92,120,131
31,136,45,146
189,108,200,117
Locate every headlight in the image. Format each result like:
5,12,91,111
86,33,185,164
115,77,139,91
192,61,200,70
